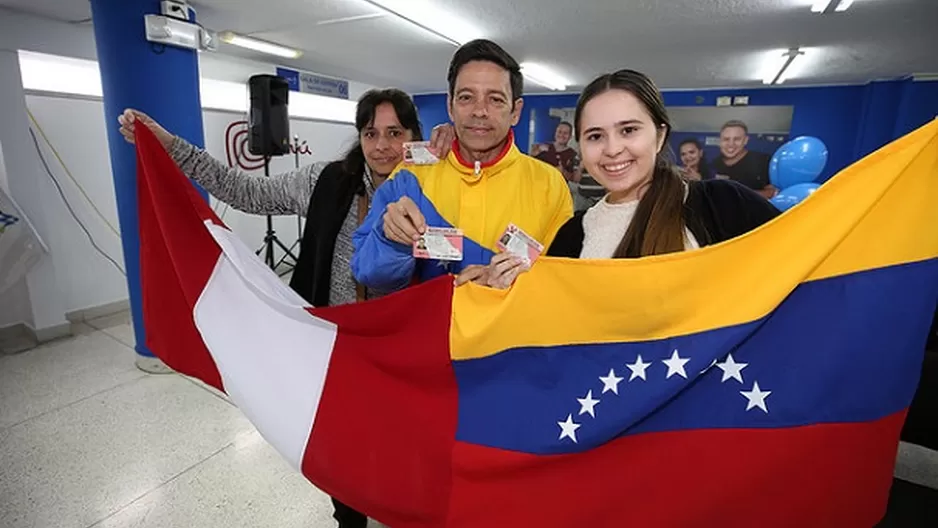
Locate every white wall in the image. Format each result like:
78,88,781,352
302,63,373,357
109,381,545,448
0,7,376,334
21,95,358,322
0,50,70,333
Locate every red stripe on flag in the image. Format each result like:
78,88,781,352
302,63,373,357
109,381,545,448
447,411,906,527
136,125,226,391
301,278,459,528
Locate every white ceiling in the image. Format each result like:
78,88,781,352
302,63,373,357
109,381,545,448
2,0,937,93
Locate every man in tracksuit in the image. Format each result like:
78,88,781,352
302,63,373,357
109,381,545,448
352,39,573,291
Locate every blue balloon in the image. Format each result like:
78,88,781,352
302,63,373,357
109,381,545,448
771,183,820,211
771,136,828,189
768,147,782,186
769,194,798,211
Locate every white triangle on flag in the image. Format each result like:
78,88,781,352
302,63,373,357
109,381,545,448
193,220,337,469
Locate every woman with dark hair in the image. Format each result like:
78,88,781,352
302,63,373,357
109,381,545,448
119,89,452,307
678,138,712,181
477,69,779,287
119,88,453,528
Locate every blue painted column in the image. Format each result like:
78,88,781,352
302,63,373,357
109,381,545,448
90,0,208,372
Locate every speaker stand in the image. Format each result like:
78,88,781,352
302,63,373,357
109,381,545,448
284,135,304,259
256,156,298,276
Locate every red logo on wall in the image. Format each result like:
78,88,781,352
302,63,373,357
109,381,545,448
224,120,313,170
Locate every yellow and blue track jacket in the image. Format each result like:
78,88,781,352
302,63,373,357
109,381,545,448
351,134,574,291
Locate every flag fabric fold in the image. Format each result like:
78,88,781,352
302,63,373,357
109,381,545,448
135,119,938,527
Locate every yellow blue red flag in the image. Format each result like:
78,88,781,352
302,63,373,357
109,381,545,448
134,119,938,527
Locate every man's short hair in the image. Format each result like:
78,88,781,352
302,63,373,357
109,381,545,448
447,39,523,103
721,120,749,134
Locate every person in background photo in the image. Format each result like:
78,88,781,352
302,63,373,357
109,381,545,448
678,138,711,181
534,121,581,182
118,88,454,528
711,120,776,199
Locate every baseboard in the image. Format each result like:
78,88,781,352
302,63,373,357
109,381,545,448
0,298,129,354
31,321,72,343
66,298,130,323
0,322,38,355
0,321,70,352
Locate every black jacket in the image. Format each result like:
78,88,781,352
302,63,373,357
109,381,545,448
547,179,781,257
288,160,364,307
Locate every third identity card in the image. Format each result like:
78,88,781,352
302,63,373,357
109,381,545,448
496,223,544,264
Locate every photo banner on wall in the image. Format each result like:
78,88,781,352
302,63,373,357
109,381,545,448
529,105,795,210
528,106,597,211
668,105,794,199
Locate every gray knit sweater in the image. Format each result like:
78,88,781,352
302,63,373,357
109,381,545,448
168,136,377,307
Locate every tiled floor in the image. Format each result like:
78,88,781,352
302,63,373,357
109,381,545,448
3,312,936,527
0,313,381,528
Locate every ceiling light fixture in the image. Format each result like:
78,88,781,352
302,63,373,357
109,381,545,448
520,62,570,91
811,0,854,13
762,47,805,85
316,13,386,26
834,0,855,11
217,31,303,59
363,1,572,91
361,0,482,46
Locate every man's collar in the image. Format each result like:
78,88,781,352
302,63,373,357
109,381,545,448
450,130,516,171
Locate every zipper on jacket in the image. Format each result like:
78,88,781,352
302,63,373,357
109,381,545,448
474,160,481,175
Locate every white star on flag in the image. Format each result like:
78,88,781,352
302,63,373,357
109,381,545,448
626,354,652,381
577,390,600,417
599,368,624,394
662,349,690,379
558,414,581,442
716,353,748,383
741,381,771,412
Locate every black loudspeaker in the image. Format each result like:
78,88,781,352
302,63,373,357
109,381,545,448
248,74,290,156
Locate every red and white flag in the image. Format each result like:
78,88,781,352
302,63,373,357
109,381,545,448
136,124,457,527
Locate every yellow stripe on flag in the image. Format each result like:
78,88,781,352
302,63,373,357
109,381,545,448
451,119,938,361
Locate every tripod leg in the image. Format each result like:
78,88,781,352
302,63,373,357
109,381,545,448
266,239,276,269
273,236,299,262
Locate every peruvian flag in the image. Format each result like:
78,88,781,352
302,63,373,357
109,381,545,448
135,124,457,527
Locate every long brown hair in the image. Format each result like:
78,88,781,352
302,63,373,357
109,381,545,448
574,70,689,258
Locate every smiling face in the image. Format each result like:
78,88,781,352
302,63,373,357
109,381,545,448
577,89,666,203
360,102,413,176
719,125,749,161
554,122,572,148
447,60,523,161
680,142,702,169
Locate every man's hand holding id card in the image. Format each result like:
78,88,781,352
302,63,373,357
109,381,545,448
496,223,544,265
413,227,464,261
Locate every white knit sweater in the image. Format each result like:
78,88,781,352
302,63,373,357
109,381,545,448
580,195,699,259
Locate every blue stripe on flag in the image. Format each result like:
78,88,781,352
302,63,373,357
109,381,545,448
453,258,938,455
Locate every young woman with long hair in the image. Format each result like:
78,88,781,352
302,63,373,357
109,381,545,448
479,69,779,287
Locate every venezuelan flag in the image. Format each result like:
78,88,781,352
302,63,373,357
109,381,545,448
135,119,938,528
